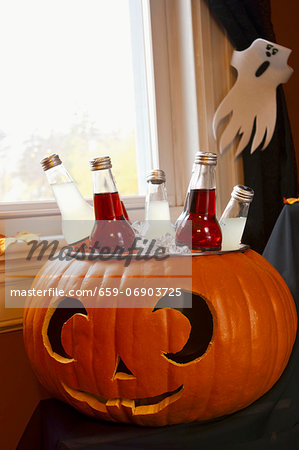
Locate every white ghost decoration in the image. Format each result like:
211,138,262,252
213,38,293,157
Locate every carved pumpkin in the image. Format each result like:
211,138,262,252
23,250,297,426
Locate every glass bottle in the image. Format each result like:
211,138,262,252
219,185,254,250
89,156,135,252
145,169,174,240
175,152,200,229
41,154,94,244
121,200,131,223
175,152,222,251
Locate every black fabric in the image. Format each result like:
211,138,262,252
207,0,298,253
17,390,299,450
17,205,299,449
207,0,275,49
263,203,299,306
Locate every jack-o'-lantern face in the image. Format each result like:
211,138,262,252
44,291,214,422
24,251,297,426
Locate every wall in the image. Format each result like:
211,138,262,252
271,0,299,188
0,330,49,450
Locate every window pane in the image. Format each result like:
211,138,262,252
0,0,141,202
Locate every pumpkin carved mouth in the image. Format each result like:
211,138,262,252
63,383,184,415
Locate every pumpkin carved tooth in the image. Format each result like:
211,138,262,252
62,383,184,416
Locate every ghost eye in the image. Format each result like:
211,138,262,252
153,290,214,364
266,44,273,50
272,48,278,54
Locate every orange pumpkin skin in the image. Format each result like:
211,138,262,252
23,250,297,426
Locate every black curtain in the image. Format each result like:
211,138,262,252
207,0,298,253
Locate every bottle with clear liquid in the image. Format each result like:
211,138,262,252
145,169,174,241
41,154,95,244
219,185,254,251
175,152,222,251
89,156,135,252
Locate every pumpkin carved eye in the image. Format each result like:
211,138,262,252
47,297,87,358
153,290,214,364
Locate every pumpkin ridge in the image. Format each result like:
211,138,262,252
52,301,82,403
71,309,82,403
235,252,280,408
203,253,252,415
226,254,254,411
200,313,217,420
263,267,297,385
83,266,113,416
248,251,297,346
228,251,278,411
35,272,72,395
71,266,101,411
242,253,281,401
244,253,285,396
90,307,100,415
246,252,297,393
189,257,221,418
268,275,293,382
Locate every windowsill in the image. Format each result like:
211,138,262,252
0,203,182,333
0,205,183,264
0,195,147,218
0,197,181,238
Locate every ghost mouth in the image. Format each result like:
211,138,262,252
62,383,183,415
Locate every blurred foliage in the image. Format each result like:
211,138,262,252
1,115,138,202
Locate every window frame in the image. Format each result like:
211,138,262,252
0,0,243,223
0,0,244,332
0,0,176,224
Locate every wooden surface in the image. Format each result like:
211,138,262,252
0,330,49,450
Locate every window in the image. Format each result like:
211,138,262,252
0,0,243,216
0,0,244,332
0,0,159,207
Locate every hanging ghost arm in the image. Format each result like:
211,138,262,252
213,39,293,157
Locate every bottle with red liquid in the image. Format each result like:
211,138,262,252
121,200,131,223
89,156,135,252
175,152,200,229
175,152,222,251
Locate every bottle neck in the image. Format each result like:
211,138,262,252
189,163,216,190
44,164,73,185
185,164,217,216
92,168,123,220
92,168,117,194
145,181,171,221
220,197,250,220
146,181,168,202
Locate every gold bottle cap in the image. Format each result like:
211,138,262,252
89,156,112,171
40,154,62,171
232,185,254,203
194,152,217,165
146,169,166,184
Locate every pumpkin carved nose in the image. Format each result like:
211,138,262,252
113,356,136,380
